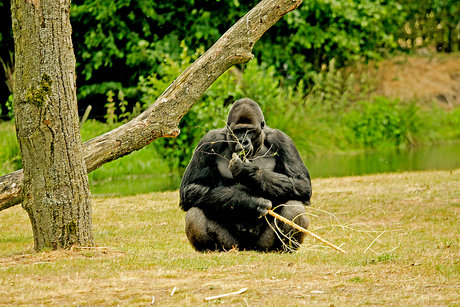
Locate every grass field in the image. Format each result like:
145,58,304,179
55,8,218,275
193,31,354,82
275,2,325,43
1,169,459,306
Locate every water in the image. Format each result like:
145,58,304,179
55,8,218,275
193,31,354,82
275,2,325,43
89,143,460,196
306,143,460,178
90,173,181,197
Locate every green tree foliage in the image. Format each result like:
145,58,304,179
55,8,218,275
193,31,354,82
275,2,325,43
0,0,14,119
68,0,405,111
70,0,257,107
259,0,406,84
1,0,459,120
399,0,460,52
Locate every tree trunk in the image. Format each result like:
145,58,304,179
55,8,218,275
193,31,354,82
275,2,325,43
0,0,304,212
10,0,94,249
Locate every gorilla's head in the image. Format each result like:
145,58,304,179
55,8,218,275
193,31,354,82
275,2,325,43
226,98,265,157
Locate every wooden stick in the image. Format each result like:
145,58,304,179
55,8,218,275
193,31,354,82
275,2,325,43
205,288,247,301
267,209,348,254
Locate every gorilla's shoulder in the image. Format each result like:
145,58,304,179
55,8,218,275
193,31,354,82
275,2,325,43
264,126,295,147
200,128,226,143
264,126,305,166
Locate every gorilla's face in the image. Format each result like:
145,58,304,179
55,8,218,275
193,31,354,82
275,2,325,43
229,124,261,156
226,99,265,158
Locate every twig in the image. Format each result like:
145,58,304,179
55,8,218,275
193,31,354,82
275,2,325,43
80,105,92,127
267,209,348,254
205,288,247,301
363,228,386,253
265,215,300,252
171,286,177,296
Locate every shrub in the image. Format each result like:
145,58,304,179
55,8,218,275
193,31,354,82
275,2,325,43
344,97,427,148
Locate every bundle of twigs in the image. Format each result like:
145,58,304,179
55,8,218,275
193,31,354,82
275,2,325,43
267,209,348,254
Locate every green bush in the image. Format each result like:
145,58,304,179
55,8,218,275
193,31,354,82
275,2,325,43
137,44,352,168
447,107,460,138
344,97,427,148
434,104,460,139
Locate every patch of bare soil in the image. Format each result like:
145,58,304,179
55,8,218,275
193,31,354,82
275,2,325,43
376,53,460,107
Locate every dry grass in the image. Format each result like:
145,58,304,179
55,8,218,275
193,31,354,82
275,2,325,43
1,169,459,306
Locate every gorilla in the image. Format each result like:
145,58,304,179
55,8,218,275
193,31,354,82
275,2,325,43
179,98,312,252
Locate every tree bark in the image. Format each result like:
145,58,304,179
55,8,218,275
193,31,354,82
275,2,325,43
0,0,303,212
10,0,94,249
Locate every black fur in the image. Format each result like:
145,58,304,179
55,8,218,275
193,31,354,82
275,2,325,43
179,98,312,252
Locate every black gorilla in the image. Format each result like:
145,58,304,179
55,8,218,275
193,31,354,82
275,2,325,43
179,98,312,252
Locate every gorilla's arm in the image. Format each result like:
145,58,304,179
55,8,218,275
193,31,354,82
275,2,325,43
229,128,312,204
179,130,272,218
181,183,271,218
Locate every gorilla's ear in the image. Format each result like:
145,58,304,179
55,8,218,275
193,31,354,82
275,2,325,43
261,121,265,129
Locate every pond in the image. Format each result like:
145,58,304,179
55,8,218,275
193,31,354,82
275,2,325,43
306,143,460,179
89,143,460,196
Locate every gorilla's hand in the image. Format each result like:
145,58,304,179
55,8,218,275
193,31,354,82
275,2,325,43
228,152,255,178
251,197,272,217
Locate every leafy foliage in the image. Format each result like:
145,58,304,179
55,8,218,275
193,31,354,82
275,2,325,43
1,0,458,121
344,97,427,148
258,0,406,84
399,0,460,52
138,42,234,169
69,0,257,111
67,0,406,114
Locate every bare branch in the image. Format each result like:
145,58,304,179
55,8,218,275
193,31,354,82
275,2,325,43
0,170,23,211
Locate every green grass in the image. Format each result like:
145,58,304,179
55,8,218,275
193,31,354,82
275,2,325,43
1,169,459,306
80,119,173,181
0,120,21,176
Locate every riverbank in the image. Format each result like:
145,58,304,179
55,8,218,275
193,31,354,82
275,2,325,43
2,53,460,183
2,169,459,306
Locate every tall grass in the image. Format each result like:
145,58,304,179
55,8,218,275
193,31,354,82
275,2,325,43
0,121,21,176
80,120,177,195
80,120,171,180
